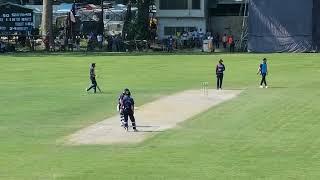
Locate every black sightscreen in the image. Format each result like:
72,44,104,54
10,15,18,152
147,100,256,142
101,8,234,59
248,0,313,52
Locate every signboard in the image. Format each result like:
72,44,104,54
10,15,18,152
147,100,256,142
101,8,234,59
0,3,34,35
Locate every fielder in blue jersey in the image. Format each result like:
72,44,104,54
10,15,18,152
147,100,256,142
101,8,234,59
257,58,268,88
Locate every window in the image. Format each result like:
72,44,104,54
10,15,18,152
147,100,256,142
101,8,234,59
164,27,196,36
164,27,175,36
210,4,243,16
192,0,201,9
159,0,188,10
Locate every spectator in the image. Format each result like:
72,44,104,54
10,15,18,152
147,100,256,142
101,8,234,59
206,31,211,40
208,34,214,52
0,41,5,53
68,38,73,51
191,29,197,48
176,31,182,49
88,32,94,41
76,36,81,51
87,34,93,51
167,35,174,52
228,35,235,52
29,37,35,51
54,37,60,51
222,34,227,49
97,34,103,50
188,31,193,48
43,36,50,51
107,35,112,51
214,32,220,49
61,37,66,51
176,31,181,38
112,35,117,52
117,34,123,52
198,28,204,47
182,31,188,48
150,21,157,43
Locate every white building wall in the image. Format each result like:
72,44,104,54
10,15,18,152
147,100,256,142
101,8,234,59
157,9,204,18
155,0,207,39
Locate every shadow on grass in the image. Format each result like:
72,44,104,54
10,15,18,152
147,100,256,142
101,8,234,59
268,86,289,89
130,125,163,133
134,130,164,133
85,91,112,95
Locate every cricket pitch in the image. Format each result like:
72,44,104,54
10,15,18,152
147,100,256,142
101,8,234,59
66,89,242,145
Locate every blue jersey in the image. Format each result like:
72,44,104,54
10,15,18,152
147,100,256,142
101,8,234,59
168,38,173,45
260,63,268,74
122,95,134,110
118,93,125,106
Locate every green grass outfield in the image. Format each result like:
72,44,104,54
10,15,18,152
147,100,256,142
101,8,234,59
1,53,320,179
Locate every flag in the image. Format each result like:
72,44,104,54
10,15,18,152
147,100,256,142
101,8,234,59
70,12,76,23
70,3,76,23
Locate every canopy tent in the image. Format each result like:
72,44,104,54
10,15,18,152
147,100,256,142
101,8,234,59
56,3,73,13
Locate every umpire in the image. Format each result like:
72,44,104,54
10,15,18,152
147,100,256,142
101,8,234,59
216,59,226,90
86,63,98,93
122,89,137,132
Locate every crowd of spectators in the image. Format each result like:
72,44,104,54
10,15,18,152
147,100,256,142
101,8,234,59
1,28,237,53
166,29,236,53
0,40,17,53
50,32,127,52
0,41,6,53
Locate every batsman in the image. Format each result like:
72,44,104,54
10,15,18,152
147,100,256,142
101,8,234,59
121,89,137,132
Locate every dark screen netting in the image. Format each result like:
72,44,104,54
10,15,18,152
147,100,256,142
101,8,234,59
248,0,313,52
313,0,320,51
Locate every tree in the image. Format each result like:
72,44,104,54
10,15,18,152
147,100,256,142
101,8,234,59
122,1,134,40
42,0,53,50
135,0,153,40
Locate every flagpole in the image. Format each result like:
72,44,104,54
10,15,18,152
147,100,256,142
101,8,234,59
70,11,73,40
71,0,75,39
101,0,104,36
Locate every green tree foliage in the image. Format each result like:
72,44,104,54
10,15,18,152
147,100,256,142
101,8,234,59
135,0,153,40
122,0,153,40
122,1,134,40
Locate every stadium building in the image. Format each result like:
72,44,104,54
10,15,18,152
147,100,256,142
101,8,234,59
155,0,208,39
155,0,246,39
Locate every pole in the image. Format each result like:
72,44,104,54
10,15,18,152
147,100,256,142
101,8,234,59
100,0,104,36
239,0,248,51
71,0,75,39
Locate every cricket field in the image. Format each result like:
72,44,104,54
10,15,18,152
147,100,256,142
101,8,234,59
1,53,320,179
